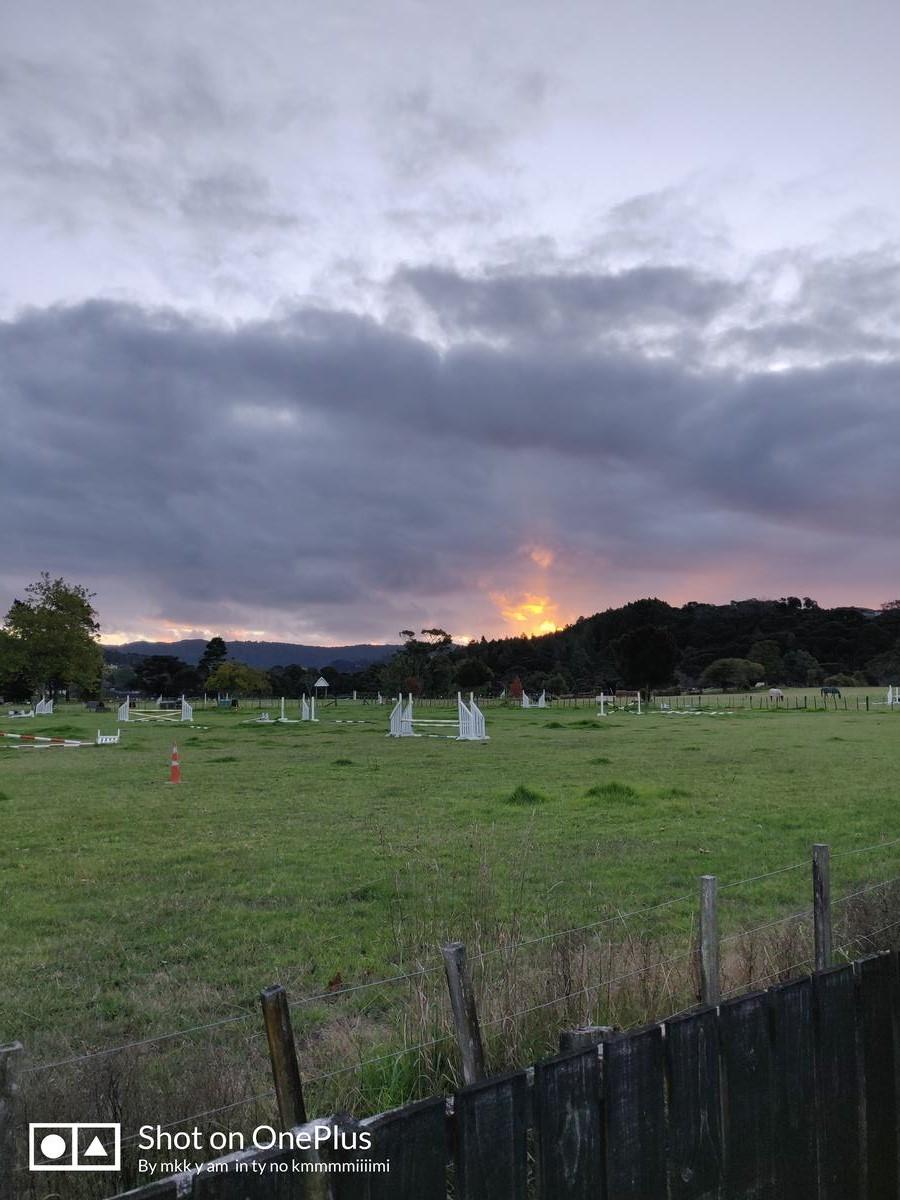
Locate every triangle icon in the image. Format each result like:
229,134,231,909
84,1136,108,1158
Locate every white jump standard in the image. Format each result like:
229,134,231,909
388,693,488,740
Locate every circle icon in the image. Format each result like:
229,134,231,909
40,1133,68,1160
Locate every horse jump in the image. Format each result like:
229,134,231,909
117,695,193,722
597,691,642,716
389,693,488,740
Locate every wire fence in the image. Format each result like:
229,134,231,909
15,858,900,1179
21,834,900,1080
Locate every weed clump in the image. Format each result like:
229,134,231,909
506,784,547,806
585,781,638,803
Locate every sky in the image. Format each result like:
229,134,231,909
1,0,899,646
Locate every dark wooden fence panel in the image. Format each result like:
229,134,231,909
603,1026,667,1199
856,954,898,1200
101,951,900,1200
365,1096,448,1200
323,1116,373,1200
814,964,864,1200
665,1007,722,1200
455,1070,528,1200
116,1181,184,1199
769,976,817,1200
718,991,774,1199
533,1047,604,1199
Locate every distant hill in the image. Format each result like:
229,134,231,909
108,639,401,670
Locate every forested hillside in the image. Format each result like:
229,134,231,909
381,597,900,697
96,598,900,700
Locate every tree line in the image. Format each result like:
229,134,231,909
3,578,900,702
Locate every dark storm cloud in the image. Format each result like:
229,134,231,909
2,249,899,638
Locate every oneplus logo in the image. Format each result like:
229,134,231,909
29,1123,121,1171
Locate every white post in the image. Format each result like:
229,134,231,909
637,692,642,715
598,693,606,717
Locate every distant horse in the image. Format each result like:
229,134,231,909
769,688,784,701
820,686,841,698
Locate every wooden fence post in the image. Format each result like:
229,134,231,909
260,985,307,1129
0,1042,23,1200
813,844,833,971
699,875,720,1005
441,942,486,1084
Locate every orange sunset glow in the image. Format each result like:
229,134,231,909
490,591,563,636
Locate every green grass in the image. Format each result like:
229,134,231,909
2,698,900,1059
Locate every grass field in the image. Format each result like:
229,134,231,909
3,693,900,1165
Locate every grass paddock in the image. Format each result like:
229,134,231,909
3,695,900,1181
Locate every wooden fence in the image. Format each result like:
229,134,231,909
96,950,899,1198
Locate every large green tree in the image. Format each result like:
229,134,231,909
206,660,271,696
700,657,766,690
1,574,103,697
133,655,201,697
610,625,678,697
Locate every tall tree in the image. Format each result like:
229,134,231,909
610,625,678,697
198,636,228,679
133,655,201,697
2,574,103,696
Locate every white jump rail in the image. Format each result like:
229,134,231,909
1,730,119,748
597,691,642,715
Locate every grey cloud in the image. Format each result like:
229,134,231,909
380,86,509,181
0,48,314,245
394,263,740,342
2,245,900,638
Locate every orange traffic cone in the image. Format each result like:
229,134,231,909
169,742,181,784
